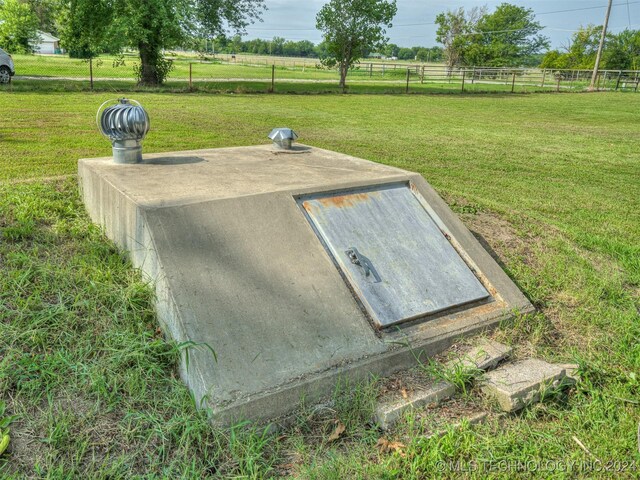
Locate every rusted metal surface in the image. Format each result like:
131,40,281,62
306,191,382,210
298,184,491,328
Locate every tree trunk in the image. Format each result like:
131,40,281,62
138,42,162,86
339,62,348,92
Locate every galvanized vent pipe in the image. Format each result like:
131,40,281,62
268,128,298,150
97,98,150,164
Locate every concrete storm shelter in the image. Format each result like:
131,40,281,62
79,138,533,425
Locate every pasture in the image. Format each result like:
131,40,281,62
9,53,633,94
0,91,639,478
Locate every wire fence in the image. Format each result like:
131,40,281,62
3,54,640,95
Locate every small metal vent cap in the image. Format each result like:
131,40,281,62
268,128,298,150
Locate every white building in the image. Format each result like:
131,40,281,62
35,31,60,54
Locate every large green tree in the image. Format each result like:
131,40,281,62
466,3,548,66
316,0,397,89
59,0,264,85
0,0,41,53
540,25,600,70
605,29,640,70
24,0,59,34
56,0,115,58
435,6,484,71
541,26,640,71
436,3,547,68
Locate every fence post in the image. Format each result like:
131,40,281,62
89,57,94,91
189,63,192,91
615,71,622,91
471,67,475,84
421,65,425,84
270,64,275,93
405,68,410,94
461,69,466,92
511,72,516,93
556,76,561,92
541,69,546,88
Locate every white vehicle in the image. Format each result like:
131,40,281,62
0,48,15,84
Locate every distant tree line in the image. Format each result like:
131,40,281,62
198,34,443,62
541,26,640,71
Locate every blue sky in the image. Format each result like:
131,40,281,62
242,1,639,49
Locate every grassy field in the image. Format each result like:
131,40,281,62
0,91,639,478
11,53,633,95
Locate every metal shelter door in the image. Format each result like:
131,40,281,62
298,184,490,328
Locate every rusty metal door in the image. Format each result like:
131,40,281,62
298,184,490,328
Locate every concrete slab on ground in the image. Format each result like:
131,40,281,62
481,359,566,412
78,144,534,425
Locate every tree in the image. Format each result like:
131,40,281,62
270,36,285,55
0,0,41,53
435,6,484,71
382,42,399,58
24,0,59,34
466,3,548,66
540,26,640,71
541,26,599,70
59,0,265,85
316,0,397,89
56,0,116,58
397,47,414,60
602,29,640,70
436,3,547,68
415,48,430,62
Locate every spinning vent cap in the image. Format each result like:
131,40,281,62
268,128,298,150
97,98,150,164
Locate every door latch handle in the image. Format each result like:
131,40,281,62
345,247,381,282
346,247,371,277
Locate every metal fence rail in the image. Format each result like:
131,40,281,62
3,54,640,94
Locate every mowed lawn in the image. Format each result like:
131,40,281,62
0,91,639,478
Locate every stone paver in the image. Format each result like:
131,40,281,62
375,381,456,430
481,359,567,412
448,339,512,372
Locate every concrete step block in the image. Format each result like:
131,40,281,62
447,339,513,372
375,381,456,430
481,359,566,412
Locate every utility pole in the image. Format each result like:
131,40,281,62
590,0,613,91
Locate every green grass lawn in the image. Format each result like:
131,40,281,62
0,91,639,478
9,54,601,95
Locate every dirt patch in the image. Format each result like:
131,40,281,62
460,211,535,270
377,367,432,404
